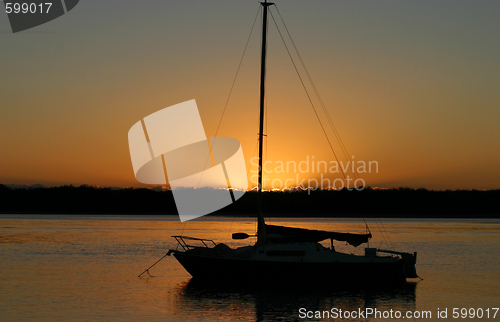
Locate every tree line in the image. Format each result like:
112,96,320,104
0,184,498,217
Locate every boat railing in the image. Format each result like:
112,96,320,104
378,249,417,260
172,235,217,251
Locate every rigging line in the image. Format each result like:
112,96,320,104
377,217,395,250
225,137,259,243
224,215,237,244
177,221,188,251
271,7,371,235
379,219,391,249
196,6,261,189
268,10,348,186
372,218,389,249
213,5,261,140
274,6,358,181
373,217,392,250
220,6,262,244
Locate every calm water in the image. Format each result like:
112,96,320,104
1,215,499,321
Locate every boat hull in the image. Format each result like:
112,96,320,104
173,251,408,286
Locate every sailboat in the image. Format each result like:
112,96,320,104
167,1,418,286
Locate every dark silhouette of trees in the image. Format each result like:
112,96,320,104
0,184,498,217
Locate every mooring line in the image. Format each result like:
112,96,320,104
138,250,173,277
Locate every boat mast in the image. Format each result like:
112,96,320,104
257,0,274,243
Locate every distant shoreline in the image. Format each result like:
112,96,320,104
1,184,499,218
0,213,499,219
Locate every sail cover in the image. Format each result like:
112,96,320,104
265,224,371,247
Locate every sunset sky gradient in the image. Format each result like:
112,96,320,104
1,0,499,190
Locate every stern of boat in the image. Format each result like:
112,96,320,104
376,248,418,279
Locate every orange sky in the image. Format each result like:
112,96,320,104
0,1,499,190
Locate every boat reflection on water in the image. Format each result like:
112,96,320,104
171,278,418,321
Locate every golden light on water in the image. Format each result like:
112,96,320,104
2,215,499,320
